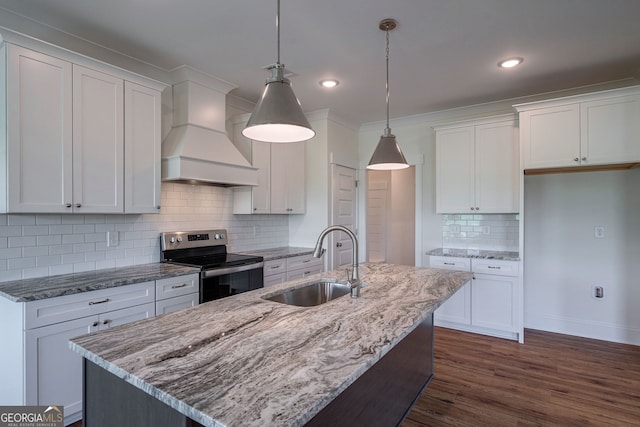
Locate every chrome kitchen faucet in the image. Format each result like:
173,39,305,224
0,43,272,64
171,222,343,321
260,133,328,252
313,225,361,298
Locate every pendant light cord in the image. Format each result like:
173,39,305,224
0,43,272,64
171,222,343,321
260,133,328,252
385,26,390,133
276,0,281,65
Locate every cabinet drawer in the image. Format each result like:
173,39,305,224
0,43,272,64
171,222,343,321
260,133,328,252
286,267,322,281
429,256,471,271
472,259,519,277
264,272,286,287
25,281,155,329
155,294,198,315
286,255,323,272
263,259,287,277
155,274,199,300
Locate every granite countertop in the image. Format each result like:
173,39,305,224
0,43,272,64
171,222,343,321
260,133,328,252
70,262,472,427
238,246,314,261
427,248,520,261
0,263,201,302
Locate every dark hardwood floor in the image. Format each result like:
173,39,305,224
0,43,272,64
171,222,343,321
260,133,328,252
403,327,640,426
70,327,640,426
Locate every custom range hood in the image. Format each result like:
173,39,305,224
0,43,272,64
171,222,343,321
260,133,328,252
162,66,258,186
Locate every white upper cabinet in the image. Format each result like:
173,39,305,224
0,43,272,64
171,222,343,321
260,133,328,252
270,142,305,214
4,44,73,213
435,115,519,214
516,87,640,170
1,41,164,214
124,81,162,213
72,64,124,213
233,136,306,215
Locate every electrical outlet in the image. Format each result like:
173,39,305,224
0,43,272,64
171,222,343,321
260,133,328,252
593,285,605,299
449,224,461,234
482,226,491,235
107,231,119,247
594,226,605,239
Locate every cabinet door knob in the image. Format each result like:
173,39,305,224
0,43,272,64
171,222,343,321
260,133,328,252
103,319,110,325
336,242,342,247
156,205,161,210
574,157,579,162
475,207,480,211
582,157,587,161
75,203,82,208
65,203,72,208
92,321,99,327
253,207,257,211
470,207,474,211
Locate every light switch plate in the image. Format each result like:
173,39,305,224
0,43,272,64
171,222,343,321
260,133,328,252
594,226,605,239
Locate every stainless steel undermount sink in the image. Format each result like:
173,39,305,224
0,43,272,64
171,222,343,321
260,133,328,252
263,279,351,307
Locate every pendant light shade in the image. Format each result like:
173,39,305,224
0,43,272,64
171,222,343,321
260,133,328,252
367,18,409,170
243,0,314,143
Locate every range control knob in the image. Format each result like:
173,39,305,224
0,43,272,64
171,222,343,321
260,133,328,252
220,233,226,239
176,236,183,243
169,237,176,244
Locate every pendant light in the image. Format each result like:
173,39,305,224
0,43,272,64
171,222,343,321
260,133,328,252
242,0,315,143
367,19,409,170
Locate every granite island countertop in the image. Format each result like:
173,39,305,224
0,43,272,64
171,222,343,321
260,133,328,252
70,262,472,427
0,263,200,302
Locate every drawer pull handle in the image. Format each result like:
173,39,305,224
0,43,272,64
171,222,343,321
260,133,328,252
92,321,99,327
270,265,281,269
443,262,455,266
171,284,188,289
488,266,501,269
89,298,110,305
302,260,310,263
304,271,312,275
103,320,110,325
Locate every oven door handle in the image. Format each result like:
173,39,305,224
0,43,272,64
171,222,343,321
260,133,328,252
201,262,264,278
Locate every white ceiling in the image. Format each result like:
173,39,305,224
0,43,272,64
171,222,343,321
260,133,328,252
1,0,640,125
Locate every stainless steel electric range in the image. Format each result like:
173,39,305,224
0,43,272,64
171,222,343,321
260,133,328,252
160,229,264,303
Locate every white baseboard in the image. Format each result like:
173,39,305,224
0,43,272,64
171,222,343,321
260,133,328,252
525,314,640,346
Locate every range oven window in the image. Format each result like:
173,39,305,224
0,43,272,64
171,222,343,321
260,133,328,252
201,266,264,303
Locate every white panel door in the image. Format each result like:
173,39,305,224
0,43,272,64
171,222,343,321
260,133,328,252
330,165,357,271
72,65,124,213
366,180,388,262
124,81,161,213
471,274,518,332
6,44,73,213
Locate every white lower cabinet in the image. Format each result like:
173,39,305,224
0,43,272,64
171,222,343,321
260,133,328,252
0,281,156,425
155,273,199,314
263,254,324,286
430,255,523,342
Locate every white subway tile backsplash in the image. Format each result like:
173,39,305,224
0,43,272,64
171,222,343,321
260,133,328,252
0,182,290,282
441,213,519,252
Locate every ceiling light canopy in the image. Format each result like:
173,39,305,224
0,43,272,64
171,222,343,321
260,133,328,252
367,18,409,171
243,0,315,143
498,57,524,68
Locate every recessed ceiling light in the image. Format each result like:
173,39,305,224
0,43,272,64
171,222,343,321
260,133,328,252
498,57,523,68
320,79,339,88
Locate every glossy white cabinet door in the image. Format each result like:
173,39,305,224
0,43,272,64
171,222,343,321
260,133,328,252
6,44,73,213
72,64,124,213
124,81,162,213
252,141,271,213
98,302,155,329
430,256,472,325
156,294,199,315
